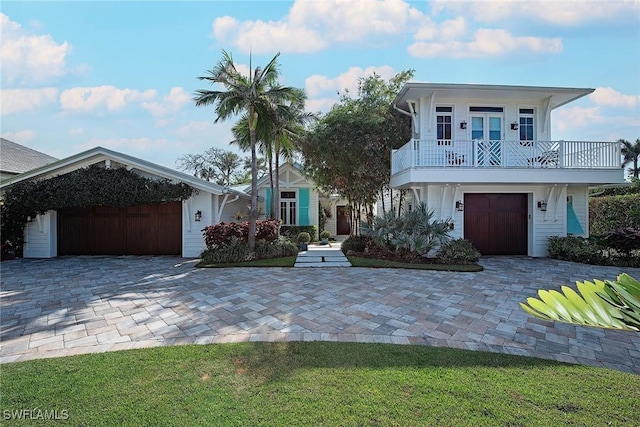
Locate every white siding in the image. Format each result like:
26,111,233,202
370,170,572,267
393,183,578,257
415,97,551,141
182,192,246,258
23,211,57,258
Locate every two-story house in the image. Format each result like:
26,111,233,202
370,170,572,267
390,83,623,257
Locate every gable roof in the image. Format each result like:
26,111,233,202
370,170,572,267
0,146,250,198
0,138,58,175
394,83,594,113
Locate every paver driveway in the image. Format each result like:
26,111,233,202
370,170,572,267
1,256,639,373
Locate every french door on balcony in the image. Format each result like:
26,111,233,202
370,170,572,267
471,114,503,166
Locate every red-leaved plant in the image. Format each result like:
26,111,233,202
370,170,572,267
203,219,279,248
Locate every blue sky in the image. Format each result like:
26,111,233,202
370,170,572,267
2,0,639,169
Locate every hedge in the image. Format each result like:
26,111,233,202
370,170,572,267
279,225,318,241
589,194,640,235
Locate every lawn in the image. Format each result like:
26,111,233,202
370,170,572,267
1,342,638,426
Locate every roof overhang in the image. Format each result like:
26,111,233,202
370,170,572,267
394,82,594,113
0,146,251,199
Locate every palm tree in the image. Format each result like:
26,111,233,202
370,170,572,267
194,50,298,251
620,138,640,178
231,89,313,221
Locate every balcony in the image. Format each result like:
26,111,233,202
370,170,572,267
391,139,623,187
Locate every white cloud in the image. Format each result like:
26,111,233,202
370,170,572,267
430,0,638,26
589,87,640,109
0,87,59,115
0,13,73,84
60,86,156,113
306,65,397,97
1,129,37,143
409,26,562,58
173,120,216,138
553,106,603,132
69,128,84,136
305,97,337,114
212,0,425,53
142,87,191,117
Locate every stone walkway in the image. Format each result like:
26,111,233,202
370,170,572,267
294,244,351,267
1,256,639,373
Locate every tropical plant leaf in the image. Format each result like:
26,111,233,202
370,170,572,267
538,290,573,322
521,276,639,331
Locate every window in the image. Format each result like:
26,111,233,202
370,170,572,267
469,106,504,113
519,108,535,146
280,191,296,225
436,106,452,145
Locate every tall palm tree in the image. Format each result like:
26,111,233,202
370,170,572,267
194,50,298,251
620,138,640,178
269,90,315,223
232,114,277,217
231,90,313,221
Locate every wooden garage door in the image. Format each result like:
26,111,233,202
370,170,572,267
464,194,527,255
58,202,181,255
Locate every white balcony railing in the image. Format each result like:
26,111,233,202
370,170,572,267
391,140,621,175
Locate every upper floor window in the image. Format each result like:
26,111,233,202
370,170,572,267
519,108,535,146
436,106,452,145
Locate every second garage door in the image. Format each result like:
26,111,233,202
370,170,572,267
463,193,528,255
57,202,182,255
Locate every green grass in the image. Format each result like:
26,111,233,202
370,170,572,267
197,256,297,268
1,342,638,426
348,256,484,271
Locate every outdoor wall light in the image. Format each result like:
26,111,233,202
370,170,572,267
194,210,202,222
456,200,464,211
511,122,519,130
537,200,547,212
460,121,467,130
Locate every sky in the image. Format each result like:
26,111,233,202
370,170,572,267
1,0,639,170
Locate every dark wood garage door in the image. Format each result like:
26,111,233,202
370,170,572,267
464,193,527,255
57,202,181,255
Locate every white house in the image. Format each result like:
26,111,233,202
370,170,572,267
390,83,623,257
253,162,352,238
0,147,250,258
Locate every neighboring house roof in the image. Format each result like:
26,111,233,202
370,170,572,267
394,83,595,113
0,146,251,198
0,138,58,175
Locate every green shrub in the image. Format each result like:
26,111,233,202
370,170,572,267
436,239,481,264
319,230,331,239
547,236,606,265
297,232,311,243
589,194,640,235
341,235,372,254
200,238,299,264
254,240,299,259
605,227,640,257
361,203,451,256
280,225,317,241
200,237,249,264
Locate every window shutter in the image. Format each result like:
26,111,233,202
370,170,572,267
298,188,310,225
566,201,584,235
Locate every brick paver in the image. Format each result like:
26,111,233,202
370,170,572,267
1,256,639,373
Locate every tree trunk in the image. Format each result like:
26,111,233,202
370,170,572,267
248,109,258,252
268,154,275,218
275,138,281,224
